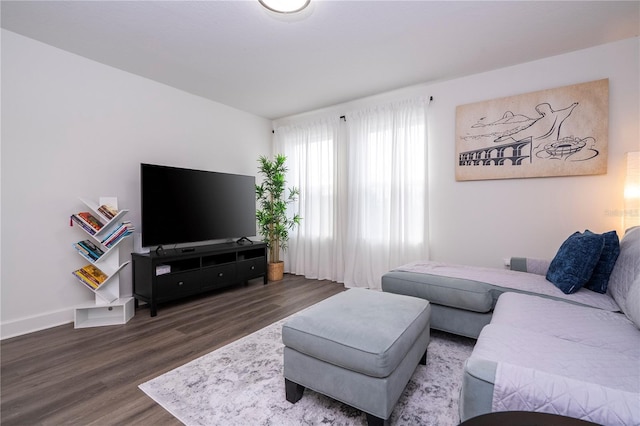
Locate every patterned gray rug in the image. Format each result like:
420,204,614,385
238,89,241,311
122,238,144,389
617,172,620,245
139,315,475,425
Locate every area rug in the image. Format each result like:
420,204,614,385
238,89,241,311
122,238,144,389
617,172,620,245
139,315,476,425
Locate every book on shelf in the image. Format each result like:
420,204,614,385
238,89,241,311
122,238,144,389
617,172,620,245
73,239,105,261
101,221,135,248
73,267,98,286
77,264,108,285
72,269,99,289
77,212,104,231
73,244,97,262
70,215,95,235
98,204,118,220
73,274,97,290
70,213,105,235
78,239,104,255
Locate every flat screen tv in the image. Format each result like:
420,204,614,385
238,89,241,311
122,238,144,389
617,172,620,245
140,163,256,248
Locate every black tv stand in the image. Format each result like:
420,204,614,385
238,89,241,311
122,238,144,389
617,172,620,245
132,241,267,316
236,236,254,245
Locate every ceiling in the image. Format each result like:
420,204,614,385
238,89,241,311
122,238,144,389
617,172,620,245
2,1,639,120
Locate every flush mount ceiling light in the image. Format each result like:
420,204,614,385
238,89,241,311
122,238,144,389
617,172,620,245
259,0,311,14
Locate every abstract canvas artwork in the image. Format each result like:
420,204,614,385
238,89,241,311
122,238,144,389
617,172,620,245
455,79,608,181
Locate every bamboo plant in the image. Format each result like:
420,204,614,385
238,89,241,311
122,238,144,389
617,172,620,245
255,154,301,268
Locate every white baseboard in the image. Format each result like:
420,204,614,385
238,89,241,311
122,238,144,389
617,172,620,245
1,308,74,340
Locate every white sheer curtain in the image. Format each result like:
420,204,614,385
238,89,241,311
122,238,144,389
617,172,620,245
343,98,428,288
274,116,345,282
274,97,429,289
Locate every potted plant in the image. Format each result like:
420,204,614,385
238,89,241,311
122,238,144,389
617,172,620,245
255,154,302,281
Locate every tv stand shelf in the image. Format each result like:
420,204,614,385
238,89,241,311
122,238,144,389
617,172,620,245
131,242,267,317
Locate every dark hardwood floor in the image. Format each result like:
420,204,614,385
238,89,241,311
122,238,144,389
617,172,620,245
1,275,345,425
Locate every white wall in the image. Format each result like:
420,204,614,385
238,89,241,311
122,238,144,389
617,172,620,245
428,38,639,267
2,30,638,339
276,37,640,269
1,30,272,338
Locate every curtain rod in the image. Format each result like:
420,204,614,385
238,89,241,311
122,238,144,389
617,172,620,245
339,96,433,122
272,96,433,133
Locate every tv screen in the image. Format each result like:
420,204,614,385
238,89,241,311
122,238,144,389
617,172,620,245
141,163,256,247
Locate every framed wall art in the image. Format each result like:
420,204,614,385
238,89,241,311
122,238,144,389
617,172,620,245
455,79,608,181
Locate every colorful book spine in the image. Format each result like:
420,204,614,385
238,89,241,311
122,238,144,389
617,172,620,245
74,242,103,261
101,222,135,247
80,264,108,284
73,243,99,262
78,240,104,258
77,212,104,231
105,231,133,248
98,204,118,220
101,226,126,245
76,267,101,285
72,270,99,289
70,215,97,235
103,228,128,247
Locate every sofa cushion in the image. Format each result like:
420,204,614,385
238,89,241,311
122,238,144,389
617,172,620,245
608,227,640,320
469,324,640,425
381,271,494,313
491,292,640,357
387,262,620,312
546,231,604,294
584,230,620,294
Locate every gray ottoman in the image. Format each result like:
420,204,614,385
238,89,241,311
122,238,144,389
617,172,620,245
282,288,431,425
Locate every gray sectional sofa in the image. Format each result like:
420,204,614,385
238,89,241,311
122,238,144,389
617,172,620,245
382,226,640,424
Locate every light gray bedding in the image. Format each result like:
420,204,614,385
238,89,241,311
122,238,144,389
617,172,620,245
463,292,640,425
394,261,620,311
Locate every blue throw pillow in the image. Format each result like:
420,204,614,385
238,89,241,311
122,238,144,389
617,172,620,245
583,230,620,294
546,231,605,294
